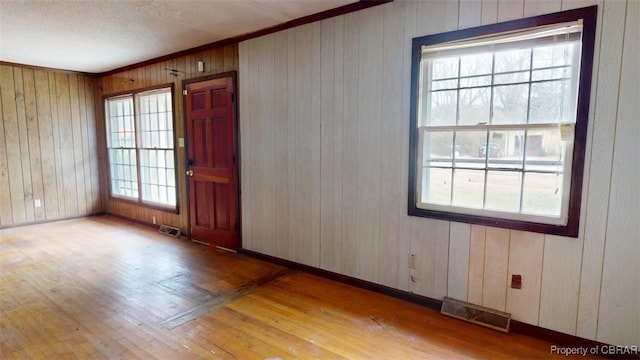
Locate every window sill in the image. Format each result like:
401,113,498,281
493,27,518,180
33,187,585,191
408,206,578,237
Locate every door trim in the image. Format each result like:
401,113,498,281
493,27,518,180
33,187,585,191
182,71,240,248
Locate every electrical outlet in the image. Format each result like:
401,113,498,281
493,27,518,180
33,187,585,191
511,274,522,289
152,216,156,225
409,254,417,269
34,199,41,208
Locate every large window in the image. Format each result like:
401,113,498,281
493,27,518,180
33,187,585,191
105,86,177,210
409,7,597,237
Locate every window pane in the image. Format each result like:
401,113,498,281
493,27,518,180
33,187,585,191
159,186,168,204
162,131,170,148
142,183,151,199
488,130,524,169
106,97,134,148
158,113,166,131
524,128,565,172
143,131,151,148
157,150,166,168
423,131,453,166
460,53,492,77
149,149,156,166
148,167,155,184
140,148,176,206
166,94,172,112
107,148,138,199
140,95,149,114
150,166,158,184
137,89,173,150
150,113,158,131
529,80,574,124
125,116,135,147
167,169,175,187
494,49,531,73
492,84,529,124
158,169,167,186
140,115,149,144
149,95,158,113
166,150,174,169
483,131,511,169
422,167,451,205
522,172,563,216
485,171,522,212
452,169,485,208
166,130,174,148
168,188,176,205
123,99,131,116
151,132,160,148
459,87,491,125
455,130,487,168
532,44,574,69
427,90,458,126
431,57,459,80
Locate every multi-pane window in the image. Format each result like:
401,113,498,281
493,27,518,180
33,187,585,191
105,87,177,209
409,7,597,236
106,96,138,199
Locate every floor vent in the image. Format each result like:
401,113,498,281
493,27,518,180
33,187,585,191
441,297,511,333
159,225,181,237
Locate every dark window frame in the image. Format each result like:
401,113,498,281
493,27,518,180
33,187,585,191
104,83,179,214
408,6,597,237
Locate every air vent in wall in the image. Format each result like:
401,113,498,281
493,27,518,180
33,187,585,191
441,297,511,333
159,225,181,237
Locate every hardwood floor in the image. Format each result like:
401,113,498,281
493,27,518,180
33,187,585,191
1,216,597,359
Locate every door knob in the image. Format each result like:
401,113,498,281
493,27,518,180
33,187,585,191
186,170,193,176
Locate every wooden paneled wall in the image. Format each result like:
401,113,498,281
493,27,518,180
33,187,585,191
96,44,238,232
0,64,100,227
239,0,638,347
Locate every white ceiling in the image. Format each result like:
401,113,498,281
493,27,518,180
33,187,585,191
0,0,356,73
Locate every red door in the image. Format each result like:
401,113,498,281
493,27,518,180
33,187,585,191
185,75,238,250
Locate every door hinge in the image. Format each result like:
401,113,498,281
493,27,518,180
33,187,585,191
183,89,187,96
232,155,236,164
231,93,235,102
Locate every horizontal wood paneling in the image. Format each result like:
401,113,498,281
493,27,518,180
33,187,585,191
96,43,239,233
238,0,637,347
0,64,100,227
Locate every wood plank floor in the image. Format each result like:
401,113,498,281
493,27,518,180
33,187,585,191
1,216,598,359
